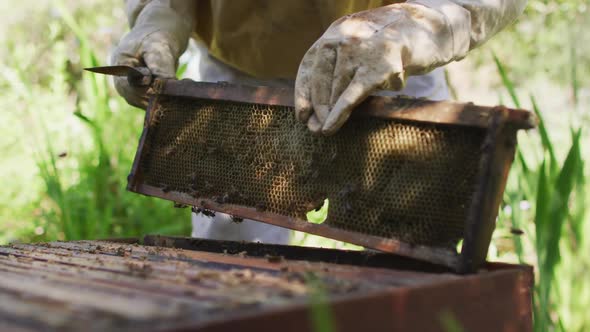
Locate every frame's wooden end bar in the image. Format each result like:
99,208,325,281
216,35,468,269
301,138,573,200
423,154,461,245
459,110,519,273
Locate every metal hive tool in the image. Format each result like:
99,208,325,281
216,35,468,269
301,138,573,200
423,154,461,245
126,78,536,273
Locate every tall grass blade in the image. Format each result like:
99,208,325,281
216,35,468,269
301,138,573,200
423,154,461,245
305,273,335,332
515,149,536,199
534,159,549,261
493,52,521,108
544,128,581,265
530,95,557,173
533,159,551,332
565,127,585,250
439,311,465,332
177,62,189,78
509,198,525,263
569,37,578,107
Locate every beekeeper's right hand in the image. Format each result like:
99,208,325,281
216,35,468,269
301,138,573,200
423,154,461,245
112,0,195,109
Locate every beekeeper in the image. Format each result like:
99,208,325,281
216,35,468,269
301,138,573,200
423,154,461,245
113,0,527,245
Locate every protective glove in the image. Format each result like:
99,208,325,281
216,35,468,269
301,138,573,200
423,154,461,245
112,0,196,109
295,0,527,136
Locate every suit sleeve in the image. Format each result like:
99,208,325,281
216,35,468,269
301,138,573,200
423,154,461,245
407,0,527,60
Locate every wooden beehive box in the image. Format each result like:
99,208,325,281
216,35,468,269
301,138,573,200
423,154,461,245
0,236,532,331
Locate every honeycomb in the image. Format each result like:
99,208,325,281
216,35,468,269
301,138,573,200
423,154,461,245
139,96,486,248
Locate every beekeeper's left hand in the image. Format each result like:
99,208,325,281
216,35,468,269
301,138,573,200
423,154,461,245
294,0,527,135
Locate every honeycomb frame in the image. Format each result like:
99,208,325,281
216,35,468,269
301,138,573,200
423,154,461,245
128,79,536,272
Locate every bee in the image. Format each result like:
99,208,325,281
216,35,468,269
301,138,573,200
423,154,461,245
188,173,200,190
338,184,358,213
344,201,354,213
329,150,338,162
164,146,177,157
204,181,214,191
215,193,230,204
231,216,244,224
265,254,283,263
173,202,188,209
310,169,320,180
201,209,216,218
191,206,215,217
206,146,218,155
116,247,128,257
255,202,267,212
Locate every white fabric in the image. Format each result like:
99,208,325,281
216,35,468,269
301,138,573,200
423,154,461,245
191,212,291,244
197,43,449,99
190,45,448,244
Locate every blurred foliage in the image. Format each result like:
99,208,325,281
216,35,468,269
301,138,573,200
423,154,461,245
0,1,588,331
494,56,588,331
476,0,589,89
0,0,190,243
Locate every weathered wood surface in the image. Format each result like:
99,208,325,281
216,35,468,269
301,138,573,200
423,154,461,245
0,239,532,331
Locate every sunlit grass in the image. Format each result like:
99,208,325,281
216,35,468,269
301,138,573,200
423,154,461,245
494,55,589,332
0,1,191,243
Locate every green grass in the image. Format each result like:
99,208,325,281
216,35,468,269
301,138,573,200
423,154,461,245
0,1,190,243
305,272,336,332
494,55,589,332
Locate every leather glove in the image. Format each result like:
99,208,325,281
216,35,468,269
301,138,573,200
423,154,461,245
295,0,527,135
112,0,196,109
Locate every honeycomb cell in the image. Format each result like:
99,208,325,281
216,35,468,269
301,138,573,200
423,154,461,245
139,97,485,248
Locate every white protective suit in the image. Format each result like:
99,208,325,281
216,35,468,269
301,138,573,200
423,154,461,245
113,0,527,244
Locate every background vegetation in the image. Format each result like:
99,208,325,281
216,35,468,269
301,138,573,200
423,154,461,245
0,1,588,331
